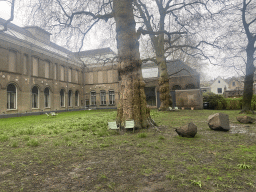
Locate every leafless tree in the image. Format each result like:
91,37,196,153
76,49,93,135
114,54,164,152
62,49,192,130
134,0,216,110
212,0,256,113
0,0,15,32
24,0,153,128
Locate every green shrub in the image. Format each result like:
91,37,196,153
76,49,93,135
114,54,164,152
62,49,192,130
226,98,242,110
203,92,226,109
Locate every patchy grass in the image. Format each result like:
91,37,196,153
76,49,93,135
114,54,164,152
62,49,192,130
0,109,256,191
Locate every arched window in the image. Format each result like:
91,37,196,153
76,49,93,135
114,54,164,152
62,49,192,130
75,91,79,106
44,87,50,108
68,90,72,107
186,84,195,89
32,86,39,108
172,85,182,90
60,89,65,107
7,84,16,109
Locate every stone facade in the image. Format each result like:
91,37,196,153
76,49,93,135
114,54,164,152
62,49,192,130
0,19,202,117
0,19,119,116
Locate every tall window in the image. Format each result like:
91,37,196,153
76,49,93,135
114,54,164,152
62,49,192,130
23,54,28,75
44,87,50,108
217,88,222,94
32,86,39,108
32,57,39,76
74,70,78,83
68,90,72,107
91,91,96,105
75,91,79,106
68,68,72,82
54,64,57,80
100,91,106,105
60,89,65,107
232,82,236,86
45,61,50,78
9,51,16,72
7,84,16,109
60,66,64,81
109,91,115,105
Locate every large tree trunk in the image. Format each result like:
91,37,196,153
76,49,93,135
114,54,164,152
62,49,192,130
241,43,255,113
156,54,170,111
114,0,150,129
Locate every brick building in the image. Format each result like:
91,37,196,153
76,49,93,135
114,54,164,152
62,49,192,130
0,19,202,117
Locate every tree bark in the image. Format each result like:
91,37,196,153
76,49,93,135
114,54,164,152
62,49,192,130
157,54,170,111
241,43,255,113
114,0,150,129
240,0,256,113
155,10,170,111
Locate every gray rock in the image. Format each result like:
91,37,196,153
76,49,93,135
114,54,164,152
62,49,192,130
175,122,197,138
236,116,255,124
207,113,230,131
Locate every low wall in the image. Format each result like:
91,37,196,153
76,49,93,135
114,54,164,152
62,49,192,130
175,89,203,109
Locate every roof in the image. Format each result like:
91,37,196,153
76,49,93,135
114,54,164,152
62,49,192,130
0,18,83,66
166,60,199,77
141,60,199,78
75,47,116,57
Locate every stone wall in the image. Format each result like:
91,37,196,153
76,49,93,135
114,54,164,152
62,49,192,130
175,89,203,109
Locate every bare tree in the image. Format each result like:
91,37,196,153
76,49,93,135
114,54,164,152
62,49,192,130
241,0,256,113
0,0,15,32
25,0,152,128
134,0,214,110
213,0,256,113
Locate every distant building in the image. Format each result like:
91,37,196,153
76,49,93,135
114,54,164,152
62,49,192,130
142,60,201,108
210,76,229,94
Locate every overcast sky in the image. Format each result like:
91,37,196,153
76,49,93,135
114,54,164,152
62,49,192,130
0,1,246,81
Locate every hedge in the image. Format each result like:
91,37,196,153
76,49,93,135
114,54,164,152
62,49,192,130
202,92,256,110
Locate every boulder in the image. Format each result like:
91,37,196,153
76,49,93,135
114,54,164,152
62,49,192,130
207,113,230,131
175,122,197,138
236,116,255,124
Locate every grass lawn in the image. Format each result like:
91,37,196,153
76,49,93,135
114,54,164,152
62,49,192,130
0,109,256,191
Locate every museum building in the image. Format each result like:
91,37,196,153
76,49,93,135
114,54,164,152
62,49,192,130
0,18,201,117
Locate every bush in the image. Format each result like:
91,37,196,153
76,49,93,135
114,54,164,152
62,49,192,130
203,92,227,110
225,98,242,110
202,93,256,110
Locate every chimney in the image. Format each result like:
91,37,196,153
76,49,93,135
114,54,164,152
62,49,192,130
23,26,51,42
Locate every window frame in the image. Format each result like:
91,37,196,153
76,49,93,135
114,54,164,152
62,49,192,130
217,88,222,94
44,87,50,108
109,90,115,105
90,91,96,106
68,90,72,107
60,89,65,107
100,90,106,105
32,86,39,109
7,84,17,110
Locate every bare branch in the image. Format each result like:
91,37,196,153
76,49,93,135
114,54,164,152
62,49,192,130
0,0,15,32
